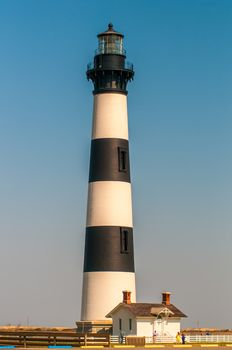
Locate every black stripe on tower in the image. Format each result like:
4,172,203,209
89,138,130,182
84,226,134,272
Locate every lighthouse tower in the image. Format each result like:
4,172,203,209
81,24,136,322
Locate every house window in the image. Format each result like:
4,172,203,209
129,318,132,331
120,228,129,253
118,147,127,172
119,318,122,330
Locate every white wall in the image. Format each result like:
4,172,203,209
112,308,136,336
137,318,154,337
111,309,181,338
154,318,180,337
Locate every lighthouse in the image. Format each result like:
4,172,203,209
81,24,136,322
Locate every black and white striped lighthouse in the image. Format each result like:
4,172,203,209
81,24,136,321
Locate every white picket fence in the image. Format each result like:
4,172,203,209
146,335,232,344
111,334,232,344
188,335,232,343
110,335,125,344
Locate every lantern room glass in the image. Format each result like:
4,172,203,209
97,35,125,55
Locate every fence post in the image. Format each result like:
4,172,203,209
84,334,87,346
23,335,27,348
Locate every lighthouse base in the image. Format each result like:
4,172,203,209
76,320,112,334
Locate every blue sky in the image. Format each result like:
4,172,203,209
0,0,231,328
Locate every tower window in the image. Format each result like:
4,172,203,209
129,318,132,331
118,147,127,172
120,228,129,253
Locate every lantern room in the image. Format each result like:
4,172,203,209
96,23,125,56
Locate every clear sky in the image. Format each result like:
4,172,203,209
0,0,231,328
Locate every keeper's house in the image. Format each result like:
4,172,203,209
106,291,187,337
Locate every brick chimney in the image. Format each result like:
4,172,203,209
123,290,131,304
162,291,171,305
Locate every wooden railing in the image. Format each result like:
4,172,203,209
0,331,110,347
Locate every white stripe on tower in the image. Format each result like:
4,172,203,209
92,93,128,139
81,23,136,321
81,272,136,321
87,181,133,228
